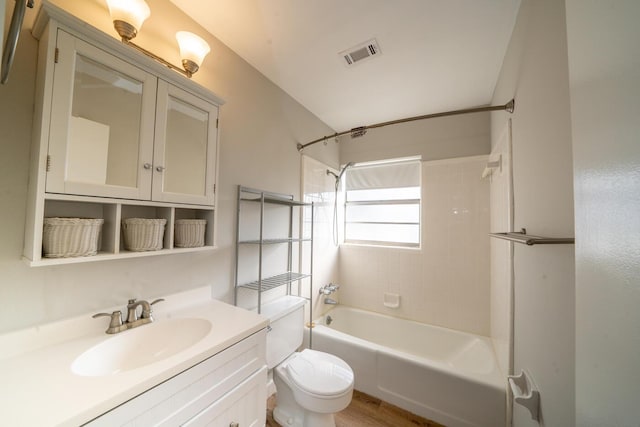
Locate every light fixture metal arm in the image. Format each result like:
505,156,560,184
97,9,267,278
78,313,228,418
124,39,193,78
296,99,515,152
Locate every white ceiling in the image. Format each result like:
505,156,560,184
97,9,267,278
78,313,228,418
170,0,521,132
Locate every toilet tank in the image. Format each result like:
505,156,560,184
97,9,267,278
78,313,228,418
259,296,307,369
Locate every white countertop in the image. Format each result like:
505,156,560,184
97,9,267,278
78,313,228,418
0,287,268,426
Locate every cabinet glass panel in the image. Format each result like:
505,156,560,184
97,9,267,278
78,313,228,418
69,54,143,188
164,96,209,196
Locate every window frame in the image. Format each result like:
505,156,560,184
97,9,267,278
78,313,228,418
343,157,421,248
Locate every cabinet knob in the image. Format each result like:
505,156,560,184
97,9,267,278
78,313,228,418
229,422,239,427
156,166,166,172
143,163,152,170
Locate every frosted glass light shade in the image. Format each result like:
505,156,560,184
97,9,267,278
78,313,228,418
176,31,211,68
106,0,151,36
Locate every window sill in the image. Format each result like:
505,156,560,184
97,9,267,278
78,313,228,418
340,242,422,251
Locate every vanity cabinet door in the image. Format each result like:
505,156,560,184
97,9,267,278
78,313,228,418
46,30,157,200
183,367,267,427
152,81,219,206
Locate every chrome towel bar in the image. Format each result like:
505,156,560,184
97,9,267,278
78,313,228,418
489,228,575,245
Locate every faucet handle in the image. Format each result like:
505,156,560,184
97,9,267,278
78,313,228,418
93,311,124,334
92,311,123,325
141,298,165,319
320,283,340,294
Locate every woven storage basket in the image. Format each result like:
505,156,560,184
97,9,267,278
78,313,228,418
43,217,104,258
175,219,207,248
122,218,166,251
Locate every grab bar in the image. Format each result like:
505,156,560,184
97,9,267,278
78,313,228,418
1,0,35,84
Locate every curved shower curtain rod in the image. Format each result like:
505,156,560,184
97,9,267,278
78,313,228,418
1,0,35,84
296,99,515,152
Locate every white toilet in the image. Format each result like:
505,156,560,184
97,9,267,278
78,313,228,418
261,295,354,427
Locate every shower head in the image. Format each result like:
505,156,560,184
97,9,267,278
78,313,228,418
327,162,355,183
326,169,339,179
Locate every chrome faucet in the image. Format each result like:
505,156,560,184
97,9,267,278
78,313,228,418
320,283,340,305
93,298,165,334
319,283,340,295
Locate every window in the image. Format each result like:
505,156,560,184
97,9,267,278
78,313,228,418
344,157,421,247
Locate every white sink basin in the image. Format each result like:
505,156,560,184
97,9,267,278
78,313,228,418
71,318,212,376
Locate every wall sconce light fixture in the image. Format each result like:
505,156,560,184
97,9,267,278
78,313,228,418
176,31,211,76
105,0,210,78
105,0,150,41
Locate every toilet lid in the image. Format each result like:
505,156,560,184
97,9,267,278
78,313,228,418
286,349,354,396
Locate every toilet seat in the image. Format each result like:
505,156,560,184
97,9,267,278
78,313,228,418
286,349,354,397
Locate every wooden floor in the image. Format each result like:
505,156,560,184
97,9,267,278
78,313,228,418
266,390,445,427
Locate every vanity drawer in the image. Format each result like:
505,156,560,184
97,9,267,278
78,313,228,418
183,366,267,427
85,329,266,426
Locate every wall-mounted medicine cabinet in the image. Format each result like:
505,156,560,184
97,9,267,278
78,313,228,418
23,2,224,266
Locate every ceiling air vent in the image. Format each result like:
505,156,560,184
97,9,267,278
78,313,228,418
340,39,381,67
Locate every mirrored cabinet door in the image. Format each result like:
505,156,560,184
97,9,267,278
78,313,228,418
152,80,218,206
47,30,156,199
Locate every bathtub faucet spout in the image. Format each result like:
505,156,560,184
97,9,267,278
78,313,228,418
324,297,338,305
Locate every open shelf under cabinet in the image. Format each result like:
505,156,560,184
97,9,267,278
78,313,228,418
26,195,216,266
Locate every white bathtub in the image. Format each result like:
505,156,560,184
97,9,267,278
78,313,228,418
309,306,506,427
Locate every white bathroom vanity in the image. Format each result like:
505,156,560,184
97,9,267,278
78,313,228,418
0,287,268,426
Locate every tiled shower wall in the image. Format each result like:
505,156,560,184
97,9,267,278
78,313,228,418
301,156,341,321
338,156,491,336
